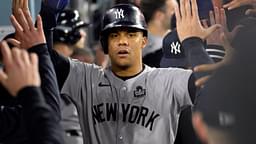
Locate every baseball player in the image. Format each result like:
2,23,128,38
53,9,89,57
44,0,218,143
53,9,88,144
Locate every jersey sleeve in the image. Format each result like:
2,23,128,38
60,59,102,105
60,59,86,103
159,68,193,112
171,69,193,111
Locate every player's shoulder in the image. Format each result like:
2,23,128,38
69,58,104,75
144,65,192,76
141,65,193,84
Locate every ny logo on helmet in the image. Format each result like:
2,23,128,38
114,9,125,19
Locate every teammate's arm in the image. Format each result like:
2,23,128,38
39,0,71,90
0,41,63,144
8,5,62,119
175,0,221,80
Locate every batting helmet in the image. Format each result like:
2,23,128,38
53,9,89,45
100,4,148,54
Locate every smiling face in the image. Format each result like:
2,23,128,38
107,27,147,73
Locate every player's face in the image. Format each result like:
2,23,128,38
164,0,177,29
108,28,147,69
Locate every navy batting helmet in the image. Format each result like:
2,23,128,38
100,4,148,54
53,9,89,45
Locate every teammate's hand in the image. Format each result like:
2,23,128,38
12,0,29,41
0,41,40,97
175,0,221,42
193,63,222,87
10,9,46,50
194,33,234,88
223,0,256,10
245,7,256,15
202,7,241,45
201,7,224,46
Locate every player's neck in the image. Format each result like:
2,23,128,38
112,63,143,78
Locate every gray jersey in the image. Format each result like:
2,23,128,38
61,59,193,144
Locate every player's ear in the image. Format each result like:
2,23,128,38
141,36,148,49
192,112,209,144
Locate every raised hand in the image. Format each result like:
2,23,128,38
175,0,221,42
12,0,30,41
0,41,40,97
10,9,46,50
202,7,241,45
193,33,234,88
223,0,256,10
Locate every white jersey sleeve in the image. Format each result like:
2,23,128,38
61,59,103,104
146,67,193,112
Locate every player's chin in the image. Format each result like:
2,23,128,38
116,61,132,69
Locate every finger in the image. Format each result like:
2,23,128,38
185,0,192,19
214,7,220,24
223,0,235,8
229,1,243,10
17,9,30,32
191,0,199,20
23,10,34,31
194,63,220,73
14,0,20,12
211,0,222,8
220,8,227,28
23,0,29,11
12,48,23,68
223,0,240,10
21,0,25,9
37,15,44,34
175,4,181,23
17,0,22,7
245,8,256,15
0,69,8,87
6,38,21,48
20,49,30,66
201,19,209,28
195,75,211,88
12,0,17,13
10,15,24,33
180,0,187,19
0,41,13,68
209,10,215,25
